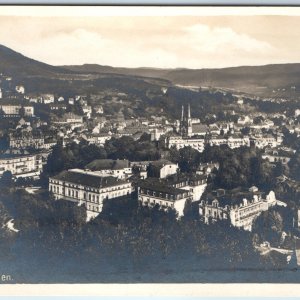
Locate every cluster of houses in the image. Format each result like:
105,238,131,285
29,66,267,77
0,74,296,231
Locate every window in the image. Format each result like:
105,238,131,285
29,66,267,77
89,194,91,201
76,191,78,198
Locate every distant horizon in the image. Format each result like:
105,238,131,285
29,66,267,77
3,42,300,72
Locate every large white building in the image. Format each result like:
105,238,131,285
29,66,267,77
138,182,192,217
0,150,43,179
209,135,250,149
9,132,45,149
0,105,34,117
167,135,205,152
250,135,282,149
164,173,207,202
199,187,277,231
49,169,133,218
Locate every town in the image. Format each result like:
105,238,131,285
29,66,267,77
1,56,300,282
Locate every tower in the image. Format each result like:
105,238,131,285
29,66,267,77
180,104,193,138
187,104,192,137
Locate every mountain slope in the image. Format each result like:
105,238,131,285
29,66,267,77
1,44,300,96
0,44,72,77
64,63,300,95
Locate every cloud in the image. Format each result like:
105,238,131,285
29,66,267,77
0,17,281,68
184,24,274,54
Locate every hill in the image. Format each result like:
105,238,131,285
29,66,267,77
64,63,300,96
0,44,73,78
1,43,300,98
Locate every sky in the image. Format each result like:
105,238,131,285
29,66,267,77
1,7,300,69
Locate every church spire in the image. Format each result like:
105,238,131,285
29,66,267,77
181,105,184,122
188,103,191,119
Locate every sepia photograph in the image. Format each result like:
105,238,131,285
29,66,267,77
0,5,300,288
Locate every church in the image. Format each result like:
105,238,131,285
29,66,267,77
179,104,208,138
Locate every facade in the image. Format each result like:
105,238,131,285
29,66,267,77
167,135,205,152
251,135,282,149
9,133,44,149
40,94,55,104
49,169,133,218
0,105,34,117
82,133,111,146
148,159,178,179
165,173,207,202
54,113,83,125
209,135,250,149
15,85,25,94
138,182,192,217
199,189,277,231
0,150,43,179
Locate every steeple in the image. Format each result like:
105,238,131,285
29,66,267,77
188,103,191,119
181,105,184,122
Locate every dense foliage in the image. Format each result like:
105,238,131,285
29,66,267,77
0,187,292,283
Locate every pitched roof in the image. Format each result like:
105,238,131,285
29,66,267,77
51,170,126,188
86,159,129,170
150,159,175,168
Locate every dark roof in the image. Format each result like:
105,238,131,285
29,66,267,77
205,187,263,207
192,124,208,133
150,159,175,168
86,159,129,170
165,173,207,184
51,170,126,188
139,178,187,195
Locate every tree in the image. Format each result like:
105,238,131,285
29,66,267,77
0,170,13,188
252,210,284,246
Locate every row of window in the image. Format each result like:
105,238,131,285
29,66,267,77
142,190,182,200
143,198,174,208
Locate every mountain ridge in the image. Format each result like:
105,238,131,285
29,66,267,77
1,44,300,96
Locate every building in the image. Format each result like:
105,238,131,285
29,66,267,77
94,105,104,114
199,188,277,231
250,134,282,149
164,173,207,202
209,135,250,149
196,162,220,175
138,181,192,217
0,104,34,117
49,169,133,218
0,149,43,179
9,132,45,149
85,159,132,180
148,159,179,179
53,113,83,125
40,94,55,104
82,105,92,118
81,133,111,146
15,85,25,94
167,135,205,152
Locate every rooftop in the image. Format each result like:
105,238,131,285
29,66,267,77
86,159,129,171
51,170,126,188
